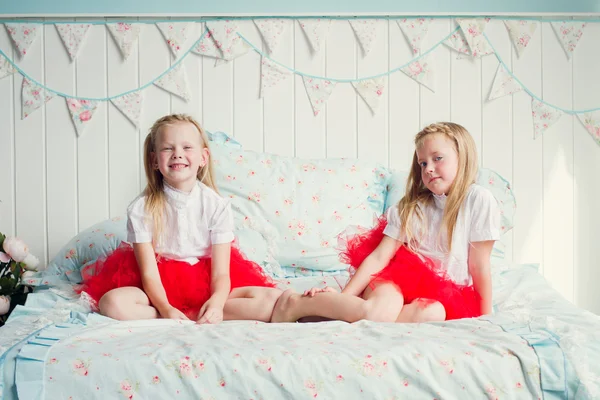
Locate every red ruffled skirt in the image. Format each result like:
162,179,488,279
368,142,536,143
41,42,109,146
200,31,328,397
340,218,481,320
78,242,275,319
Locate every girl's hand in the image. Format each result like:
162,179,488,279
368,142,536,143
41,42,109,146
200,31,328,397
303,286,338,297
160,305,190,321
196,300,224,324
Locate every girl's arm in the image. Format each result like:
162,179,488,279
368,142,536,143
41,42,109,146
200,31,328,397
342,236,402,296
468,240,495,315
197,242,231,323
133,242,188,319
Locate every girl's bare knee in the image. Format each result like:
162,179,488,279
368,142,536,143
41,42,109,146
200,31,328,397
413,299,446,322
98,290,125,320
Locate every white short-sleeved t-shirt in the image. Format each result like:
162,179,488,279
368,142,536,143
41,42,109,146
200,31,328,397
127,181,234,264
384,184,500,285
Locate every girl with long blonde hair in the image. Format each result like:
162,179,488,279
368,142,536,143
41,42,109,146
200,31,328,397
272,122,500,323
79,114,281,323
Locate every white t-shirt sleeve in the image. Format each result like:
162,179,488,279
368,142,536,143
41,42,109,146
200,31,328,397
469,187,501,242
209,199,235,245
383,205,403,240
126,196,153,243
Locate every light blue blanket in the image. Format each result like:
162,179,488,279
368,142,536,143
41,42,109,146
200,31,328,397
1,264,599,399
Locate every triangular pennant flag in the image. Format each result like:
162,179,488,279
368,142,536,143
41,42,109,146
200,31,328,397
400,53,435,92
349,19,380,56
205,20,239,60
577,112,600,146
214,41,251,67
254,19,291,54
456,18,491,58
66,98,99,136
504,20,538,58
298,19,332,53
153,63,191,101
55,24,91,61
156,22,192,57
302,76,337,116
5,23,40,59
551,21,587,59
444,29,493,59
397,18,433,55
0,54,16,80
260,57,291,98
488,63,523,101
192,30,221,58
352,77,386,113
21,78,55,119
531,99,562,139
107,23,142,61
111,92,143,127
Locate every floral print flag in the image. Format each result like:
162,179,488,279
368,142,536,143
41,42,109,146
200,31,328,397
153,63,191,101
397,18,433,55
531,99,562,139
107,23,142,61
156,22,192,58
551,21,586,59
302,76,337,116
55,24,91,61
66,99,99,136
205,20,239,59
504,20,538,58
298,19,332,53
21,78,55,119
400,53,435,92
444,29,493,59
5,23,40,59
488,63,522,101
110,92,143,128
577,112,600,146
254,19,291,54
260,57,291,98
456,18,491,58
349,19,380,56
0,54,16,80
352,77,386,114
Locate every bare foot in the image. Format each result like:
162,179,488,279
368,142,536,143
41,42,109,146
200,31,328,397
270,289,300,323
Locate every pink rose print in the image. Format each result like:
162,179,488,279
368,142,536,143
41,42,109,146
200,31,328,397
152,376,160,384
72,359,90,376
79,110,92,122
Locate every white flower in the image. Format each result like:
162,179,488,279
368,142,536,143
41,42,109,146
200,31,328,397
23,254,40,270
2,237,29,262
0,295,10,316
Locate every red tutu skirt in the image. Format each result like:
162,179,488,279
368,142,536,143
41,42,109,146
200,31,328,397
340,218,481,320
78,242,275,319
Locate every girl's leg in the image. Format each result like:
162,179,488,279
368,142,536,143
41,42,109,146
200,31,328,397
395,298,446,323
223,287,283,322
271,283,403,323
98,287,159,320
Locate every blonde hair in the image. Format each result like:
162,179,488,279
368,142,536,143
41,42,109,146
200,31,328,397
398,122,478,253
142,114,218,244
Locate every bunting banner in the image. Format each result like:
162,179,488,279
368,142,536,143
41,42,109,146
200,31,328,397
55,24,91,61
153,63,191,101
504,20,538,58
400,53,435,92
352,77,386,113
349,19,380,56
66,99,100,136
110,92,143,127
0,54,16,80
298,19,332,53
445,29,493,58
302,76,337,116
107,23,142,61
532,99,563,139
21,78,55,119
456,18,491,57
260,57,291,97
5,23,40,59
156,22,192,57
206,20,239,59
397,18,433,55
577,112,600,146
488,63,523,101
254,19,291,54
551,21,587,59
